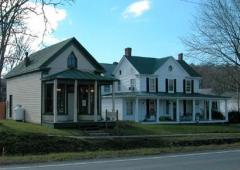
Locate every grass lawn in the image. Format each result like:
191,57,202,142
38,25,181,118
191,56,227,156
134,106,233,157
1,120,240,137
109,122,240,136
0,120,85,136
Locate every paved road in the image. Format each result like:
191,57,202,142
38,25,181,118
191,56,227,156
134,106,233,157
1,150,240,170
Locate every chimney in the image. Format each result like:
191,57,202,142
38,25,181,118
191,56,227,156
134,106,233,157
178,53,183,60
125,47,132,57
24,52,30,67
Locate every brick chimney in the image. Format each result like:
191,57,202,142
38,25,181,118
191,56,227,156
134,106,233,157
178,53,183,60
24,52,31,67
125,47,132,57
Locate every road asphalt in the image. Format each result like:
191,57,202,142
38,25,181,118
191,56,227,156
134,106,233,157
1,149,240,170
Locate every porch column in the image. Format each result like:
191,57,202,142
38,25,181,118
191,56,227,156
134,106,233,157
225,99,228,121
53,79,58,123
209,100,212,121
156,98,160,123
74,80,78,122
192,99,196,121
94,81,98,122
135,97,139,122
112,82,115,112
176,99,180,122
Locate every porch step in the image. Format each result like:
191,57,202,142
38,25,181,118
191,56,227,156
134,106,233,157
86,130,110,136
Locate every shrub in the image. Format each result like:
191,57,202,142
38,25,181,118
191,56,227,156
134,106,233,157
212,111,225,120
229,111,240,123
159,116,172,121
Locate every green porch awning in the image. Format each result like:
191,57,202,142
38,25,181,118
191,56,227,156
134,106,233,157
103,92,230,99
42,69,117,81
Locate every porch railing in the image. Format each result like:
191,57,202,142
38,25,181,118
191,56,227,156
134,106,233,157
105,110,118,121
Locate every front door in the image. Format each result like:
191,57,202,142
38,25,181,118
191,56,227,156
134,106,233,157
68,93,74,121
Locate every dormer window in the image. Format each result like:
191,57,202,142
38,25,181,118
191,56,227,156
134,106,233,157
67,52,77,69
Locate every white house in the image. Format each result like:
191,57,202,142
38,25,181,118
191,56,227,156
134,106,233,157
5,38,116,126
101,48,230,123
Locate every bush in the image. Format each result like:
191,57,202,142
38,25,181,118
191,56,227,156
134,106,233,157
212,111,225,120
159,116,172,121
229,111,240,123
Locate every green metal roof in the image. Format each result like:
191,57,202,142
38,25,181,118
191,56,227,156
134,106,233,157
100,63,118,77
42,69,117,81
5,37,105,79
177,60,201,77
103,92,230,99
125,55,201,77
126,56,170,74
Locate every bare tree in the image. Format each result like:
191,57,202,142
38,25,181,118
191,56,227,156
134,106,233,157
0,0,73,88
183,0,240,66
183,0,240,111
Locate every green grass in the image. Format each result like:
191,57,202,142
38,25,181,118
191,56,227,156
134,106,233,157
1,143,240,165
0,120,84,136
109,121,240,136
1,120,240,137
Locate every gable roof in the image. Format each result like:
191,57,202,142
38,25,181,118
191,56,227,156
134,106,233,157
125,56,171,74
125,55,201,77
100,63,118,77
5,37,104,79
177,60,201,77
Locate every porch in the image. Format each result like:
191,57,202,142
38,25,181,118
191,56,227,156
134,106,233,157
112,92,230,124
136,98,229,123
41,69,117,124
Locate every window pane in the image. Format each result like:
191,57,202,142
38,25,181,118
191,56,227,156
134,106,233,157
168,80,174,92
149,79,155,91
45,84,53,113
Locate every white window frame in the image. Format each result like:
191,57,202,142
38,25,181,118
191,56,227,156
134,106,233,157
104,85,110,93
130,79,136,88
149,78,156,92
185,80,192,93
118,81,121,92
126,100,133,115
168,79,174,93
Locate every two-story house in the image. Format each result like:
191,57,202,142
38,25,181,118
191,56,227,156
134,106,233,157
101,48,230,123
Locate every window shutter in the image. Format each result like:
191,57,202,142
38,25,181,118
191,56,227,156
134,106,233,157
183,79,186,93
146,99,149,116
146,78,149,92
156,78,158,93
191,80,194,93
165,79,168,93
174,79,177,93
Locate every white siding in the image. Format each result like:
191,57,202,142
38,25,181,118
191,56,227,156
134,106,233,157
113,58,139,92
101,98,123,120
6,72,42,124
44,44,96,77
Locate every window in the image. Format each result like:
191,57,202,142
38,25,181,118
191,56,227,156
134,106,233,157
130,79,136,88
104,85,110,93
168,65,173,72
126,100,133,115
119,70,122,75
149,78,156,92
57,84,66,114
168,79,174,93
67,52,77,69
45,84,53,113
185,80,192,93
118,81,121,91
